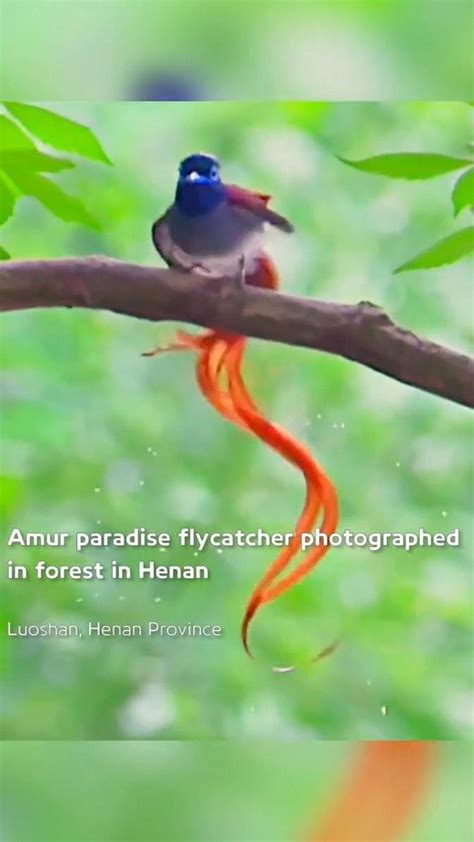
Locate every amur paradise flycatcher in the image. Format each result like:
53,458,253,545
148,153,339,668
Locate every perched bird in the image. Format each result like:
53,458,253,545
152,152,294,283
149,154,338,669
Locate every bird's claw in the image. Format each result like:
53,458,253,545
142,330,204,357
141,344,174,358
226,255,246,298
236,254,246,287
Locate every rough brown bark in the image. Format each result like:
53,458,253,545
1,257,472,409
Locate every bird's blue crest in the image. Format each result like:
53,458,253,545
179,153,220,179
175,152,224,216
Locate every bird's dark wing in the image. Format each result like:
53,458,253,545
225,184,294,233
151,210,190,269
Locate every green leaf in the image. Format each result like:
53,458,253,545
394,227,474,273
7,170,100,229
1,149,75,174
0,174,16,224
0,115,35,150
3,102,112,165
338,152,473,180
0,246,11,260
452,167,474,216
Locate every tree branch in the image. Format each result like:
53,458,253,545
1,257,473,409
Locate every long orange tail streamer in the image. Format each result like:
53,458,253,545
307,741,436,842
144,255,339,666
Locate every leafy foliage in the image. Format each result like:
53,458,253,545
0,115,35,149
1,149,75,174
7,170,101,229
339,152,472,180
452,166,474,216
339,131,474,272
394,226,474,273
0,103,111,252
0,174,16,224
3,102,112,165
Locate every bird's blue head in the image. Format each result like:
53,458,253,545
175,153,225,216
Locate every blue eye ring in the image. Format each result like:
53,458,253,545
209,165,219,180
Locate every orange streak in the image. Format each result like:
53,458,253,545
222,339,338,659
308,742,436,842
147,255,339,665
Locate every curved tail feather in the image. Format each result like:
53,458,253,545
146,254,339,666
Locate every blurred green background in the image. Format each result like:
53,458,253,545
1,101,473,741
1,1,473,100
1,742,473,841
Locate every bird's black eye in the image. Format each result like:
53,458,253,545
209,165,219,180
